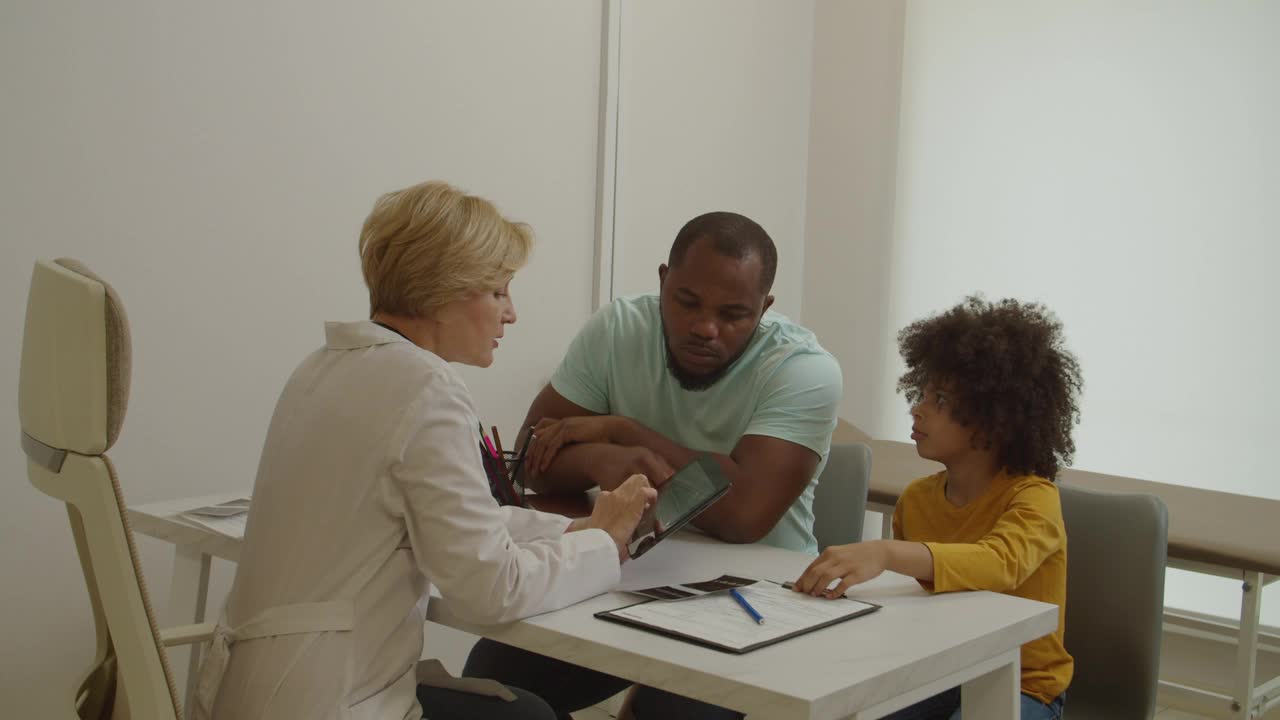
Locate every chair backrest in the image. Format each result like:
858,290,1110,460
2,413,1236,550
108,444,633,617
19,258,183,720
811,443,872,551
1059,483,1168,720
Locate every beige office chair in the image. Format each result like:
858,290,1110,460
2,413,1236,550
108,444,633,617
19,259,213,720
811,443,872,550
1059,484,1168,720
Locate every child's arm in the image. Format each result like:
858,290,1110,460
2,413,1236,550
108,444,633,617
790,539,934,598
923,483,1065,593
792,483,1064,598
791,500,931,597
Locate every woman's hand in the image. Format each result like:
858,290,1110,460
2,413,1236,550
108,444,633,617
527,416,621,473
791,541,889,598
583,474,657,563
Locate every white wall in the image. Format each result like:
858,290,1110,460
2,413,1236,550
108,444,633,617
802,0,906,434
610,0,815,317
0,1,605,714
840,0,1278,623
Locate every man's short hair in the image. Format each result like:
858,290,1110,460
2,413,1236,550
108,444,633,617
668,211,777,294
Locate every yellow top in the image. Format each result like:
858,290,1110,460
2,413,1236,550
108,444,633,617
893,471,1073,703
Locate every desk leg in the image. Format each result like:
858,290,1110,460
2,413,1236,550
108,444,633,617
167,545,212,712
961,648,1020,720
1231,571,1263,720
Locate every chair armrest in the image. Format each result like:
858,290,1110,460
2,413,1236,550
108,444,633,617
160,622,216,647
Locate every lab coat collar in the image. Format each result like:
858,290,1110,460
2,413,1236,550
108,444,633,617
324,320,410,350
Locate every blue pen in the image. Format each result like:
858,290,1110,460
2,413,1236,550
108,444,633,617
729,588,764,625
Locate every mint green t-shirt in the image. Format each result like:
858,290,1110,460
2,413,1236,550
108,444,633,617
551,295,843,554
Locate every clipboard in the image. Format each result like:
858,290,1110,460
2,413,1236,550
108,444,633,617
594,580,880,654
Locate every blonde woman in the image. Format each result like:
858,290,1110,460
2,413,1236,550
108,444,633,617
194,181,655,720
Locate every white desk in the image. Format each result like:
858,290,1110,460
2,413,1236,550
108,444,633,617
129,494,1058,720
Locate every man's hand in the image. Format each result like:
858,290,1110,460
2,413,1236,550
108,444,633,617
589,445,677,489
527,416,621,473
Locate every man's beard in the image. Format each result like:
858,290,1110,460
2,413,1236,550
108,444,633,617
660,312,756,392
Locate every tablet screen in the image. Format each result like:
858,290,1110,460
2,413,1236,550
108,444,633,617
628,455,730,557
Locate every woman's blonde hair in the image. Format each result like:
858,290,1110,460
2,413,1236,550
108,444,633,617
358,180,533,317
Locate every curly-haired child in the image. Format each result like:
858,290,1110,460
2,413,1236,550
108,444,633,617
791,295,1082,720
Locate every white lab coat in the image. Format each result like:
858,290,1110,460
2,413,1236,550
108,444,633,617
193,321,620,720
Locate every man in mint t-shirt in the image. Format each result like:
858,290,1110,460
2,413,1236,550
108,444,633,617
523,211,842,554
465,211,843,720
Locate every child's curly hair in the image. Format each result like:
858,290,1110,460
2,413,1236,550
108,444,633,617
897,295,1083,479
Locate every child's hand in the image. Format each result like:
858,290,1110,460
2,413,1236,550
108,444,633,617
791,541,889,598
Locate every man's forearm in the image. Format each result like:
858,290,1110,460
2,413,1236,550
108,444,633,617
607,417,793,544
607,417,697,468
689,484,771,543
609,418,773,543
525,443,621,493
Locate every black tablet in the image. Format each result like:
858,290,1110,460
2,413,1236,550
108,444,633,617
627,455,731,558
